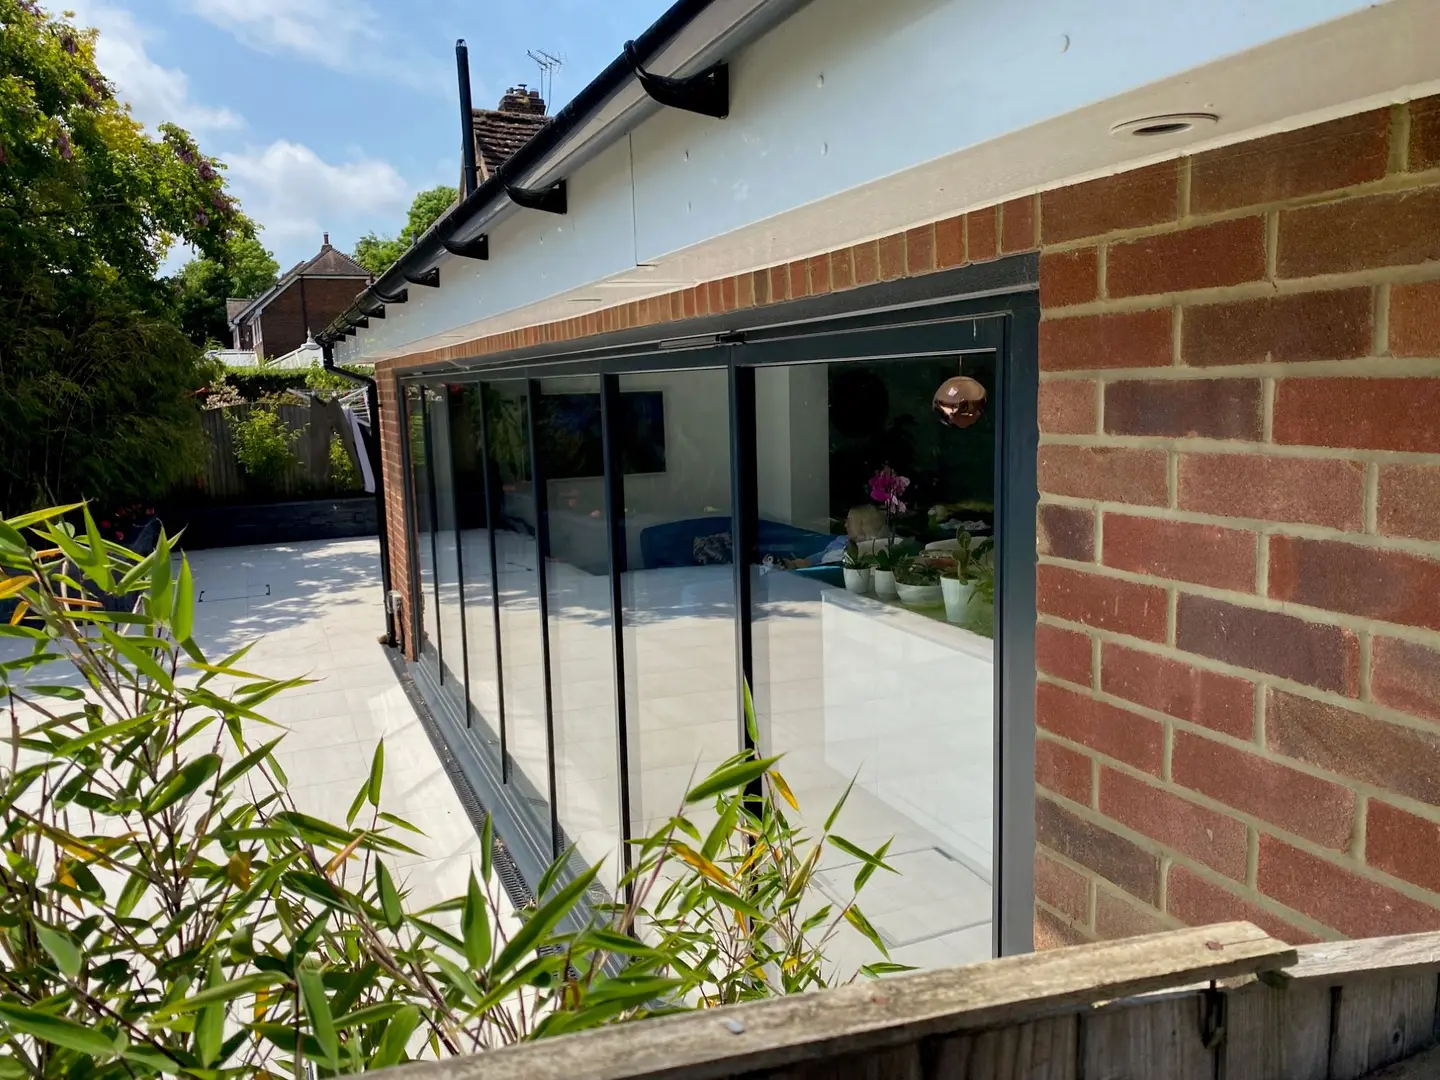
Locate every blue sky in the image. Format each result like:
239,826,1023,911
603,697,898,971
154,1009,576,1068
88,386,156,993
61,0,673,272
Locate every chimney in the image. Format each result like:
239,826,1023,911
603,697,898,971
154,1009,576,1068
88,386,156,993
322,232,331,248
498,84,545,115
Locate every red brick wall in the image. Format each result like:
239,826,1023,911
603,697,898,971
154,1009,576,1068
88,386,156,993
374,93,1440,944
375,362,415,656
255,277,369,360
1034,98,1440,948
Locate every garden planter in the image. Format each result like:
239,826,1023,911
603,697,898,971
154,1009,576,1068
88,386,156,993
896,582,943,607
843,567,872,594
872,568,898,599
942,576,976,624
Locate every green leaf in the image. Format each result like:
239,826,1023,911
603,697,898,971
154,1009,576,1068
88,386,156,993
298,966,340,1067
334,1001,407,1031
116,871,148,918
368,1004,419,1070
367,739,384,807
378,811,425,835
148,530,172,621
98,625,173,691
492,862,600,980
23,684,85,701
34,924,82,978
703,884,764,921
701,797,741,862
283,871,351,911
853,838,894,893
743,678,758,744
56,713,154,754
375,860,402,931
860,961,916,978
536,843,575,901
823,773,858,833
481,812,494,882
172,556,195,642
828,834,896,873
195,956,224,1067
346,782,369,827
462,869,491,970
217,736,286,788
429,951,484,1005
0,1002,120,1057
83,507,115,593
144,754,221,814
685,755,782,804
148,973,288,1018
844,904,889,958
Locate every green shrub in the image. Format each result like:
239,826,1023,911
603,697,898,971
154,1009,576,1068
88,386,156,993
327,431,361,491
229,406,300,490
215,364,370,403
0,505,898,1077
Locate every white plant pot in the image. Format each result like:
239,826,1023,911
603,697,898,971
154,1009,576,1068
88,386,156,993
896,582,943,607
942,576,976,624
843,567,872,594
872,568,898,599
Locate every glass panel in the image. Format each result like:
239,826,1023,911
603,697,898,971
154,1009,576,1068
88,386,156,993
535,376,621,890
449,384,502,762
429,390,467,694
484,381,551,845
618,369,739,840
750,353,998,971
405,384,437,661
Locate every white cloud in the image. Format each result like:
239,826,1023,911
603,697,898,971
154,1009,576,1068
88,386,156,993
223,140,411,264
186,0,446,94
63,1,243,133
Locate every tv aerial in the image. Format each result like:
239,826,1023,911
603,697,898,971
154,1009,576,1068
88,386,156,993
527,49,563,108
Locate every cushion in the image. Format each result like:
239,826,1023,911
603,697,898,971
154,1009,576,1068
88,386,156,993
692,532,733,565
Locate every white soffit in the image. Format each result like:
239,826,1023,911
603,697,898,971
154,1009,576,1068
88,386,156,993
340,0,1438,364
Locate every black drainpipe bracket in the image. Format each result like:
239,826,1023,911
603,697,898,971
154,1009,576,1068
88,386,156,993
505,180,567,215
405,268,441,288
624,39,729,119
442,234,490,260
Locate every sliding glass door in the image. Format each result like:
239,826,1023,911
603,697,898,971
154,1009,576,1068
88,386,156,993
402,293,1035,960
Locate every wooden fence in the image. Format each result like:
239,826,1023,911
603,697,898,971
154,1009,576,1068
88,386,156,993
381,923,1440,1080
197,399,361,499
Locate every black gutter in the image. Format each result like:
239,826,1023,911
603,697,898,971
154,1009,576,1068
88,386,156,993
322,344,398,647
319,0,722,345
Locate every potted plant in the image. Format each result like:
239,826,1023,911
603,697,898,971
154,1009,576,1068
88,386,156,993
894,556,943,607
869,542,902,599
842,541,872,594
964,557,996,636
942,533,993,623
866,465,910,598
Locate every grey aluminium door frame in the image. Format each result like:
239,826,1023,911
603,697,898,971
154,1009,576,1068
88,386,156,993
399,255,1039,955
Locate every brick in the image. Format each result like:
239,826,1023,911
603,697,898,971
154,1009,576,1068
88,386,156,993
1100,768,1248,879
1178,453,1365,530
1037,445,1169,506
1189,109,1390,214
1166,865,1319,944
1036,851,1089,922
1269,536,1440,633
1039,309,1172,371
1037,564,1169,642
1039,247,1098,308
1371,636,1440,724
1036,798,1161,905
829,247,854,291
1035,906,1089,949
904,224,934,275
967,206,998,261
1267,689,1440,805
1389,280,1440,357
852,241,879,287
1038,503,1094,562
1273,377,1440,453
1095,886,1173,940
1041,161,1179,244
1181,288,1373,366
785,262,808,300
1104,378,1262,441
1036,623,1094,686
1102,514,1257,592
877,233,905,282
1107,217,1267,299
1037,735,1094,804
1101,643,1255,739
1001,196,1037,253
1367,801,1440,894
1412,95,1440,171
1177,595,1359,695
807,253,831,296
1258,836,1440,938
1278,187,1440,277
1172,731,1356,849
751,268,770,306
1038,379,1096,435
934,215,965,269
1036,681,1164,773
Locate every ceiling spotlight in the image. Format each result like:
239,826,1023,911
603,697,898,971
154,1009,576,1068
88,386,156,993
1110,112,1219,138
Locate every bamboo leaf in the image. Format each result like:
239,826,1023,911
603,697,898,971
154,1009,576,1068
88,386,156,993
828,834,896,873
481,811,494,881
143,754,220,814
368,1004,419,1070
367,739,384,807
844,904,889,958
823,773,858,833
298,966,339,1067
671,842,730,887
217,736,286,788
82,506,114,592
148,973,288,1018
346,782,368,827
34,924,82,978
462,869,491,970
768,769,800,812
0,1002,120,1057
0,575,35,601
685,755,782,804
375,860,402,931
172,556,195,643
492,862,600,980
23,684,85,701
195,956,224,1067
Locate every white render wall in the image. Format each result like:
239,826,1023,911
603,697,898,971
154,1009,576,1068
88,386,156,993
337,0,1440,365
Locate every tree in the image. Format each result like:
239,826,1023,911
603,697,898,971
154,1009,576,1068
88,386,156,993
0,0,248,511
170,234,279,348
353,184,457,275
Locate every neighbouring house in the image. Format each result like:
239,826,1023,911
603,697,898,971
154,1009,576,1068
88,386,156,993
469,84,550,186
321,0,1440,967
229,235,372,361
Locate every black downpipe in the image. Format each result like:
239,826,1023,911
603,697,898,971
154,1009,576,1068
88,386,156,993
456,40,479,199
322,345,398,647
